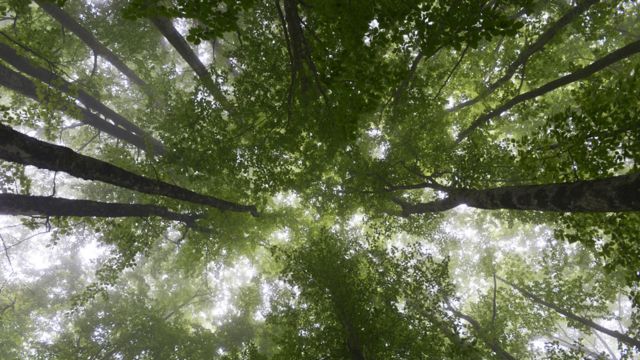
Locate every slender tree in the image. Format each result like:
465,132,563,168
0,122,258,216
456,39,640,142
449,0,599,112
496,276,640,349
34,0,151,93
0,62,158,153
0,42,164,154
150,16,232,110
395,172,640,216
447,305,516,360
0,193,199,226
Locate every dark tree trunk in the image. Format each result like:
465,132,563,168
0,193,198,225
0,62,156,152
398,172,640,215
0,42,164,155
457,39,640,142
34,1,150,93
150,16,232,110
0,123,258,217
450,0,599,112
497,276,640,349
447,306,516,360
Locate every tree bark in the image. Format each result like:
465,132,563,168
397,172,640,215
0,62,155,152
450,0,599,112
34,1,150,92
0,42,164,155
447,305,516,360
0,193,199,225
497,276,640,349
150,16,232,110
457,39,640,142
0,123,258,217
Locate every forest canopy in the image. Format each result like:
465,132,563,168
1,0,640,358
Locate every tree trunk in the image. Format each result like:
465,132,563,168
457,38,640,142
447,305,516,360
0,193,198,225
450,0,599,112
0,42,164,155
0,123,258,217
0,62,156,153
150,16,232,110
398,172,640,215
34,1,150,93
497,276,640,349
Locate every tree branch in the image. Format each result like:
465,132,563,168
457,39,640,142
0,123,259,217
0,193,202,227
398,172,640,215
449,0,599,112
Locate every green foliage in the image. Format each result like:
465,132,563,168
1,0,640,358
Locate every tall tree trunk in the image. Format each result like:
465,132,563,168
34,1,150,93
497,276,640,349
0,42,164,154
457,39,640,142
325,281,367,360
0,123,258,217
397,172,640,216
447,305,516,360
0,193,199,225
150,16,232,110
0,62,157,153
450,0,599,112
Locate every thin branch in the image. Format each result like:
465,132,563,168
593,330,617,359
497,275,640,349
0,234,14,270
449,0,599,112
457,39,640,142
433,44,470,101
6,229,51,250
447,302,516,360
0,30,60,72
0,297,16,316
492,271,497,326
78,131,100,152
275,0,296,121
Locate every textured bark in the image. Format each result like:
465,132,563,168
35,1,149,92
399,172,640,215
450,0,599,112
0,42,164,155
497,276,640,349
0,123,258,216
0,193,198,225
457,39,640,142
0,62,154,152
448,306,516,360
150,16,232,110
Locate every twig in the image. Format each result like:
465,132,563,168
0,234,14,270
6,229,51,250
78,131,100,152
492,271,497,326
